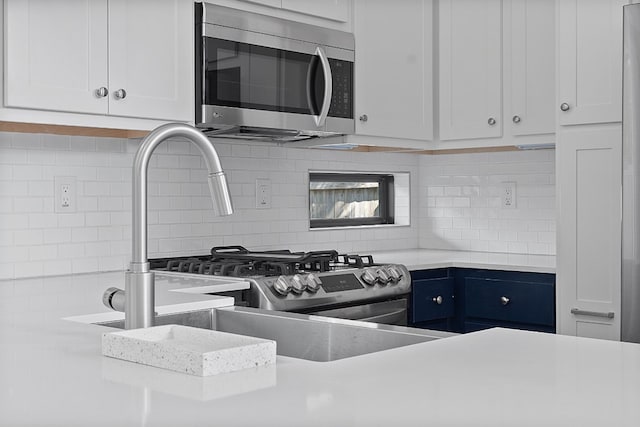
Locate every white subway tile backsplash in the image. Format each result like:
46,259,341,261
418,150,556,255
1,130,557,279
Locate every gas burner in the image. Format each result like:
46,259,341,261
148,245,411,320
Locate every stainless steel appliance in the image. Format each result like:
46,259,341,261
622,4,640,343
149,246,412,326
194,3,355,141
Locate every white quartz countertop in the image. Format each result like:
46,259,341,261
370,249,556,273
6,266,640,426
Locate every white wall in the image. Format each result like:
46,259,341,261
418,149,556,255
0,132,420,279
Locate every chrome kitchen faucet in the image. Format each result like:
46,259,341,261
102,123,233,329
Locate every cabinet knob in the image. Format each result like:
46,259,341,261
560,103,570,112
114,89,127,100
500,296,510,306
95,87,109,98
432,295,443,305
512,115,521,124
359,114,368,122
488,117,496,126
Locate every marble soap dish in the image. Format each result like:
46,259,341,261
102,325,276,376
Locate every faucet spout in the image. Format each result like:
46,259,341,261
124,123,233,329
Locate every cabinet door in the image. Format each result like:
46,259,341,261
557,0,625,125
354,0,433,140
439,0,502,141
507,0,555,136
465,278,555,327
108,0,193,121
556,126,622,340
281,0,350,22
4,0,108,114
412,277,455,323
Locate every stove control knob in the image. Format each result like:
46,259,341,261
273,276,292,296
291,274,307,294
361,269,377,286
306,273,322,293
376,268,391,285
387,266,403,283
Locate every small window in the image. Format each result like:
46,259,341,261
309,173,395,228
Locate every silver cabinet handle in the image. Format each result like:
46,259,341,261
95,87,109,98
488,117,496,126
560,103,570,112
432,295,443,305
500,296,510,306
313,46,332,127
359,114,368,122
114,89,127,100
570,308,615,319
512,115,521,124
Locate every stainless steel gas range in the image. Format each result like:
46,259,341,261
149,246,412,326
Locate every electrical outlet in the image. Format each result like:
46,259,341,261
55,176,77,213
255,179,272,209
502,182,517,209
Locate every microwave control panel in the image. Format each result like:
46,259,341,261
328,59,353,119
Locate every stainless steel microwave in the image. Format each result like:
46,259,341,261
195,3,355,141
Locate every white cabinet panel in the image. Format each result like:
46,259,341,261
281,0,350,22
439,0,502,141
557,0,625,125
108,0,192,121
507,0,555,136
3,0,192,123
4,0,108,114
354,0,432,141
556,125,622,341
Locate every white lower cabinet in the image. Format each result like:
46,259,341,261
3,0,193,124
556,125,622,341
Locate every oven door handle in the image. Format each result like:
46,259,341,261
313,46,332,128
358,308,407,324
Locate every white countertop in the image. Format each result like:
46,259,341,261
370,249,556,273
3,266,640,426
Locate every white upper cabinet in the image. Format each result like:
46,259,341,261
557,0,625,125
4,0,193,122
506,0,555,137
281,0,350,22
438,0,502,141
108,0,192,121
4,0,109,115
354,0,433,141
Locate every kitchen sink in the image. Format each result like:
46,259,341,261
96,307,453,362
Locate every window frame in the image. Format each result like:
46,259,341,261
309,172,395,229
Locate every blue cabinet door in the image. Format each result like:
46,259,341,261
464,276,555,332
412,276,455,323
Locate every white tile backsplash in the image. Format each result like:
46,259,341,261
418,149,556,255
0,132,421,279
0,131,557,279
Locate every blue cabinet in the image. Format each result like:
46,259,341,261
410,269,456,331
410,267,555,334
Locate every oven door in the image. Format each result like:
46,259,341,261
308,299,408,326
197,26,354,133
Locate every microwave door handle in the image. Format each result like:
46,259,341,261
314,46,332,127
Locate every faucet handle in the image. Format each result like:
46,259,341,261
103,287,125,312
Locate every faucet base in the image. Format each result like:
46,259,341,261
125,270,155,329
